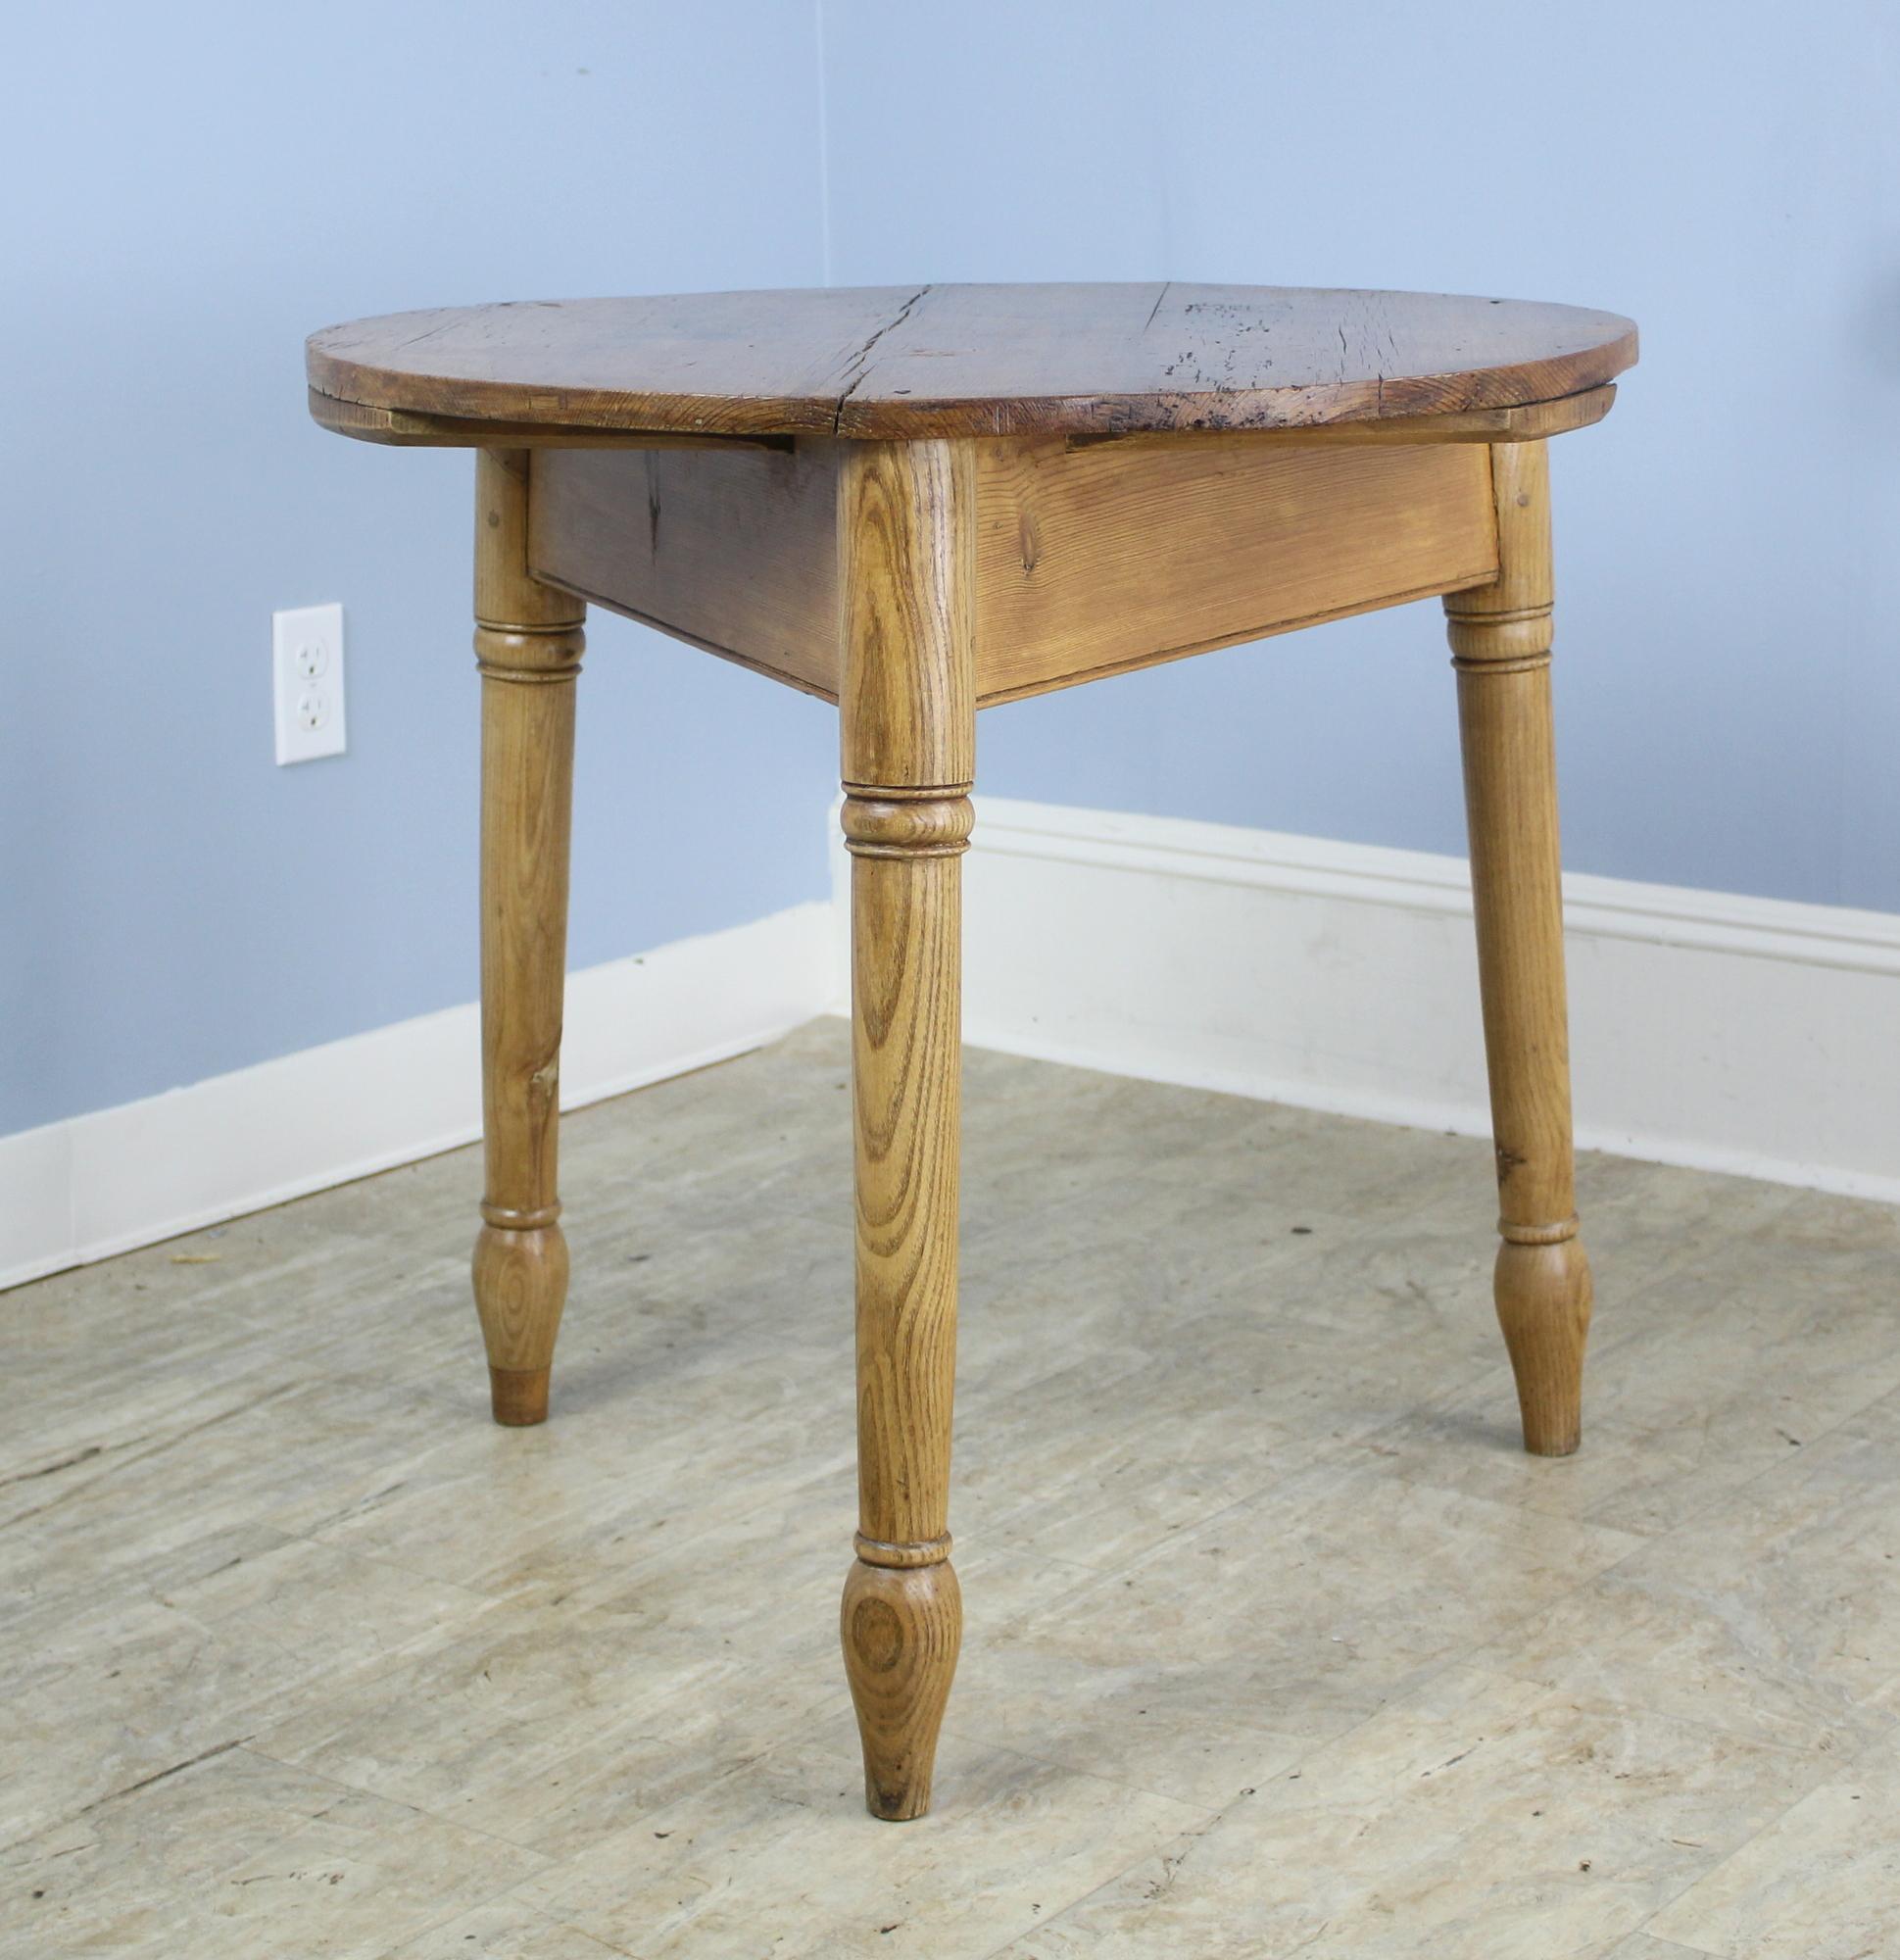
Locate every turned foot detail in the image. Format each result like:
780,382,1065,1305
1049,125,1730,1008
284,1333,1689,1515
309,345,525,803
1494,1228,1592,1457
842,1548,963,1822
471,1218,568,1425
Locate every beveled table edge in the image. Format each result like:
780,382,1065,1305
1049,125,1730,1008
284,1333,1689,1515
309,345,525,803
307,381,1620,452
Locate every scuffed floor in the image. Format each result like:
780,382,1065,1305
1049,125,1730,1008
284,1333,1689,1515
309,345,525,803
5,1018,1898,1957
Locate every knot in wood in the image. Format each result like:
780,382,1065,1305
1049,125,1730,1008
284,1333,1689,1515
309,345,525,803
842,794,974,858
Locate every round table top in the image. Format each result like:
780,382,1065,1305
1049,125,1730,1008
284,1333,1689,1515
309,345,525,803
307,283,1636,442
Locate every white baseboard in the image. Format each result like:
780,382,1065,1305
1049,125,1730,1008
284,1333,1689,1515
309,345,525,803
0,902,836,1292
13,792,1898,1295
832,797,1900,1205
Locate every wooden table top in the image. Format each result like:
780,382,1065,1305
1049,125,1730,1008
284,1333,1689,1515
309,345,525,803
307,283,1636,442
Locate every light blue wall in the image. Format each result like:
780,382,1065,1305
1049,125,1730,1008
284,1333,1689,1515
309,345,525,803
823,0,1900,911
2,2,839,1134
8,1,1898,1137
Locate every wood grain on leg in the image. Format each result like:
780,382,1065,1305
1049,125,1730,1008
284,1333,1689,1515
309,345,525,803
1444,440,1593,1456
838,440,974,1820
472,449,585,1426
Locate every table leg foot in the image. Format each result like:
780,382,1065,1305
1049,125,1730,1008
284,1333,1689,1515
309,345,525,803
843,1552,962,1822
1495,1234,1591,1457
486,1363,553,1428
472,1219,567,1426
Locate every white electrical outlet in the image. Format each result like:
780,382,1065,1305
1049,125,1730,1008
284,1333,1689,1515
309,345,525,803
273,603,347,764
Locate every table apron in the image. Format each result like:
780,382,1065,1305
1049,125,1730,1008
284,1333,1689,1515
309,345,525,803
524,436,1501,707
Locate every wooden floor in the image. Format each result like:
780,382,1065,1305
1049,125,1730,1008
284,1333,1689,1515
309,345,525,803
6,1019,1899,1958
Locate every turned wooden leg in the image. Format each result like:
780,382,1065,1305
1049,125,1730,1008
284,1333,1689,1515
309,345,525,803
1444,440,1593,1457
838,440,974,1820
470,449,585,1427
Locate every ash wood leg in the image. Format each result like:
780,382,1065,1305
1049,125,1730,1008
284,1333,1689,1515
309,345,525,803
1443,440,1593,1457
838,441,976,1821
470,449,585,1427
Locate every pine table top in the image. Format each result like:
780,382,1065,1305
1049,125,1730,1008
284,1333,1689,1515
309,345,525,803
307,282,1637,443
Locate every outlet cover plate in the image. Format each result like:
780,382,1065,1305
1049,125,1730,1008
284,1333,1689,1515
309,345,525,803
273,603,346,764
